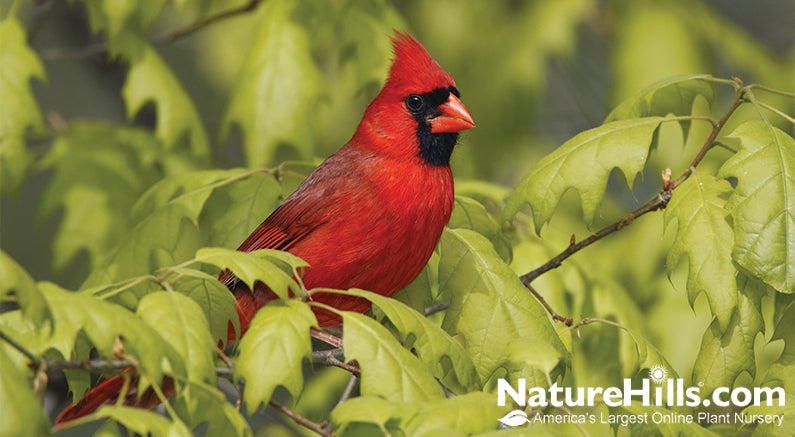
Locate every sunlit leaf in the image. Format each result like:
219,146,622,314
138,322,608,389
505,118,663,229
137,291,217,384
765,299,795,393
330,396,399,436
0,346,51,437
449,195,511,261
343,311,445,403
720,121,795,293
330,288,481,393
403,392,508,436
235,300,316,413
439,228,568,382
173,380,253,437
0,250,51,326
665,172,738,330
171,268,240,346
692,274,764,396
221,0,324,166
195,247,304,300
95,405,191,437
0,17,45,194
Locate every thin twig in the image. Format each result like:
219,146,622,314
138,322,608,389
40,0,263,61
747,84,795,99
424,301,450,317
311,348,360,376
520,78,748,320
753,100,795,125
269,399,333,437
0,328,40,366
310,327,343,348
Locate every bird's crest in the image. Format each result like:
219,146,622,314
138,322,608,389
385,31,456,95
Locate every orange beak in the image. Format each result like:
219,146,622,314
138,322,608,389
429,94,475,133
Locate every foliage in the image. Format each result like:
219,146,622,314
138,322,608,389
0,1,793,436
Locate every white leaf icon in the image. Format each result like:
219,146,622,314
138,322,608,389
498,409,530,427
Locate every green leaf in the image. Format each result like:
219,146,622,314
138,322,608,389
122,44,209,157
235,300,316,413
171,268,240,346
504,118,663,229
719,121,795,293
0,17,45,194
195,247,304,300
40,283,184,389
173,380,252,437
618,404,721,437
137,291,217,384
403,392,508,436
221,0,324,167
606,74,715,139
95,405,191,437
330,288,481,393
330,396,400,436
0,346,52,437
439,228,568,382
765,298,795,393
201,172,283,249
38,123,167,270
741,395,795,437
0,250,51,326
449,196,511,261
342,311,445,403
665,172,738,330
692,274,764,396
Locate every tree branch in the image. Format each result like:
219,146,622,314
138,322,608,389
40,0,263,61
269,399,333,437
519,78,747,321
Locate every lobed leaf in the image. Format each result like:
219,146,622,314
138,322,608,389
664,172,738,330
449,195,512,261
330,288,481,393
122,44,210,157
439,228,568,383
692,274,764,397
195,247,304,300
719,121,795,293
0,17,45,194
221,0,325,167
95,405,191,437
0,346,51,437
765,298,795,393
0,250,51,326
606,74,715,139
343,311,445,403
173,380,253,437
234,300,316,413
330,396,400,436
137,291,217,384
402,392,508,436
504,117,663,230
170,268,240,346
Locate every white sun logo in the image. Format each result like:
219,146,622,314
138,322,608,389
649,365,668,384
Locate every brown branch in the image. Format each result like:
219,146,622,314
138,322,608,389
269,399,333,437
40,0,263,61
519,78,747,321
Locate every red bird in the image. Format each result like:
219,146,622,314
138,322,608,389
56,31,473,424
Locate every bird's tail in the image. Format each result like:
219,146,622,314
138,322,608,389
55,369,175,424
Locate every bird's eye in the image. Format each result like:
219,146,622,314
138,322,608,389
406,94,424,111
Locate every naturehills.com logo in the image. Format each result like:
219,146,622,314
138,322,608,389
497,364,787,428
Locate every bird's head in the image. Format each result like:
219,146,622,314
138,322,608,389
353,31,475,166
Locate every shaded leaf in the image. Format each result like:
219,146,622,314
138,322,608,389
0,17,45,194
221,0,324,166
449,195,511,261
173,380,252,437
235,300,316,412
439,228,567,382
95,405,191,437
719,121,795,292
122,44,209,157
765,298,795,393
618,404,721,437
665,172,738,330
330,396,399,436
137,291,217,384
343,311,445,403
505,118,663,229
0,346,51,437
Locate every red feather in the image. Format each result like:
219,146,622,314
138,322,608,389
56,30,473,424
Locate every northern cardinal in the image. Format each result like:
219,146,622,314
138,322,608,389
57,30,473,424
